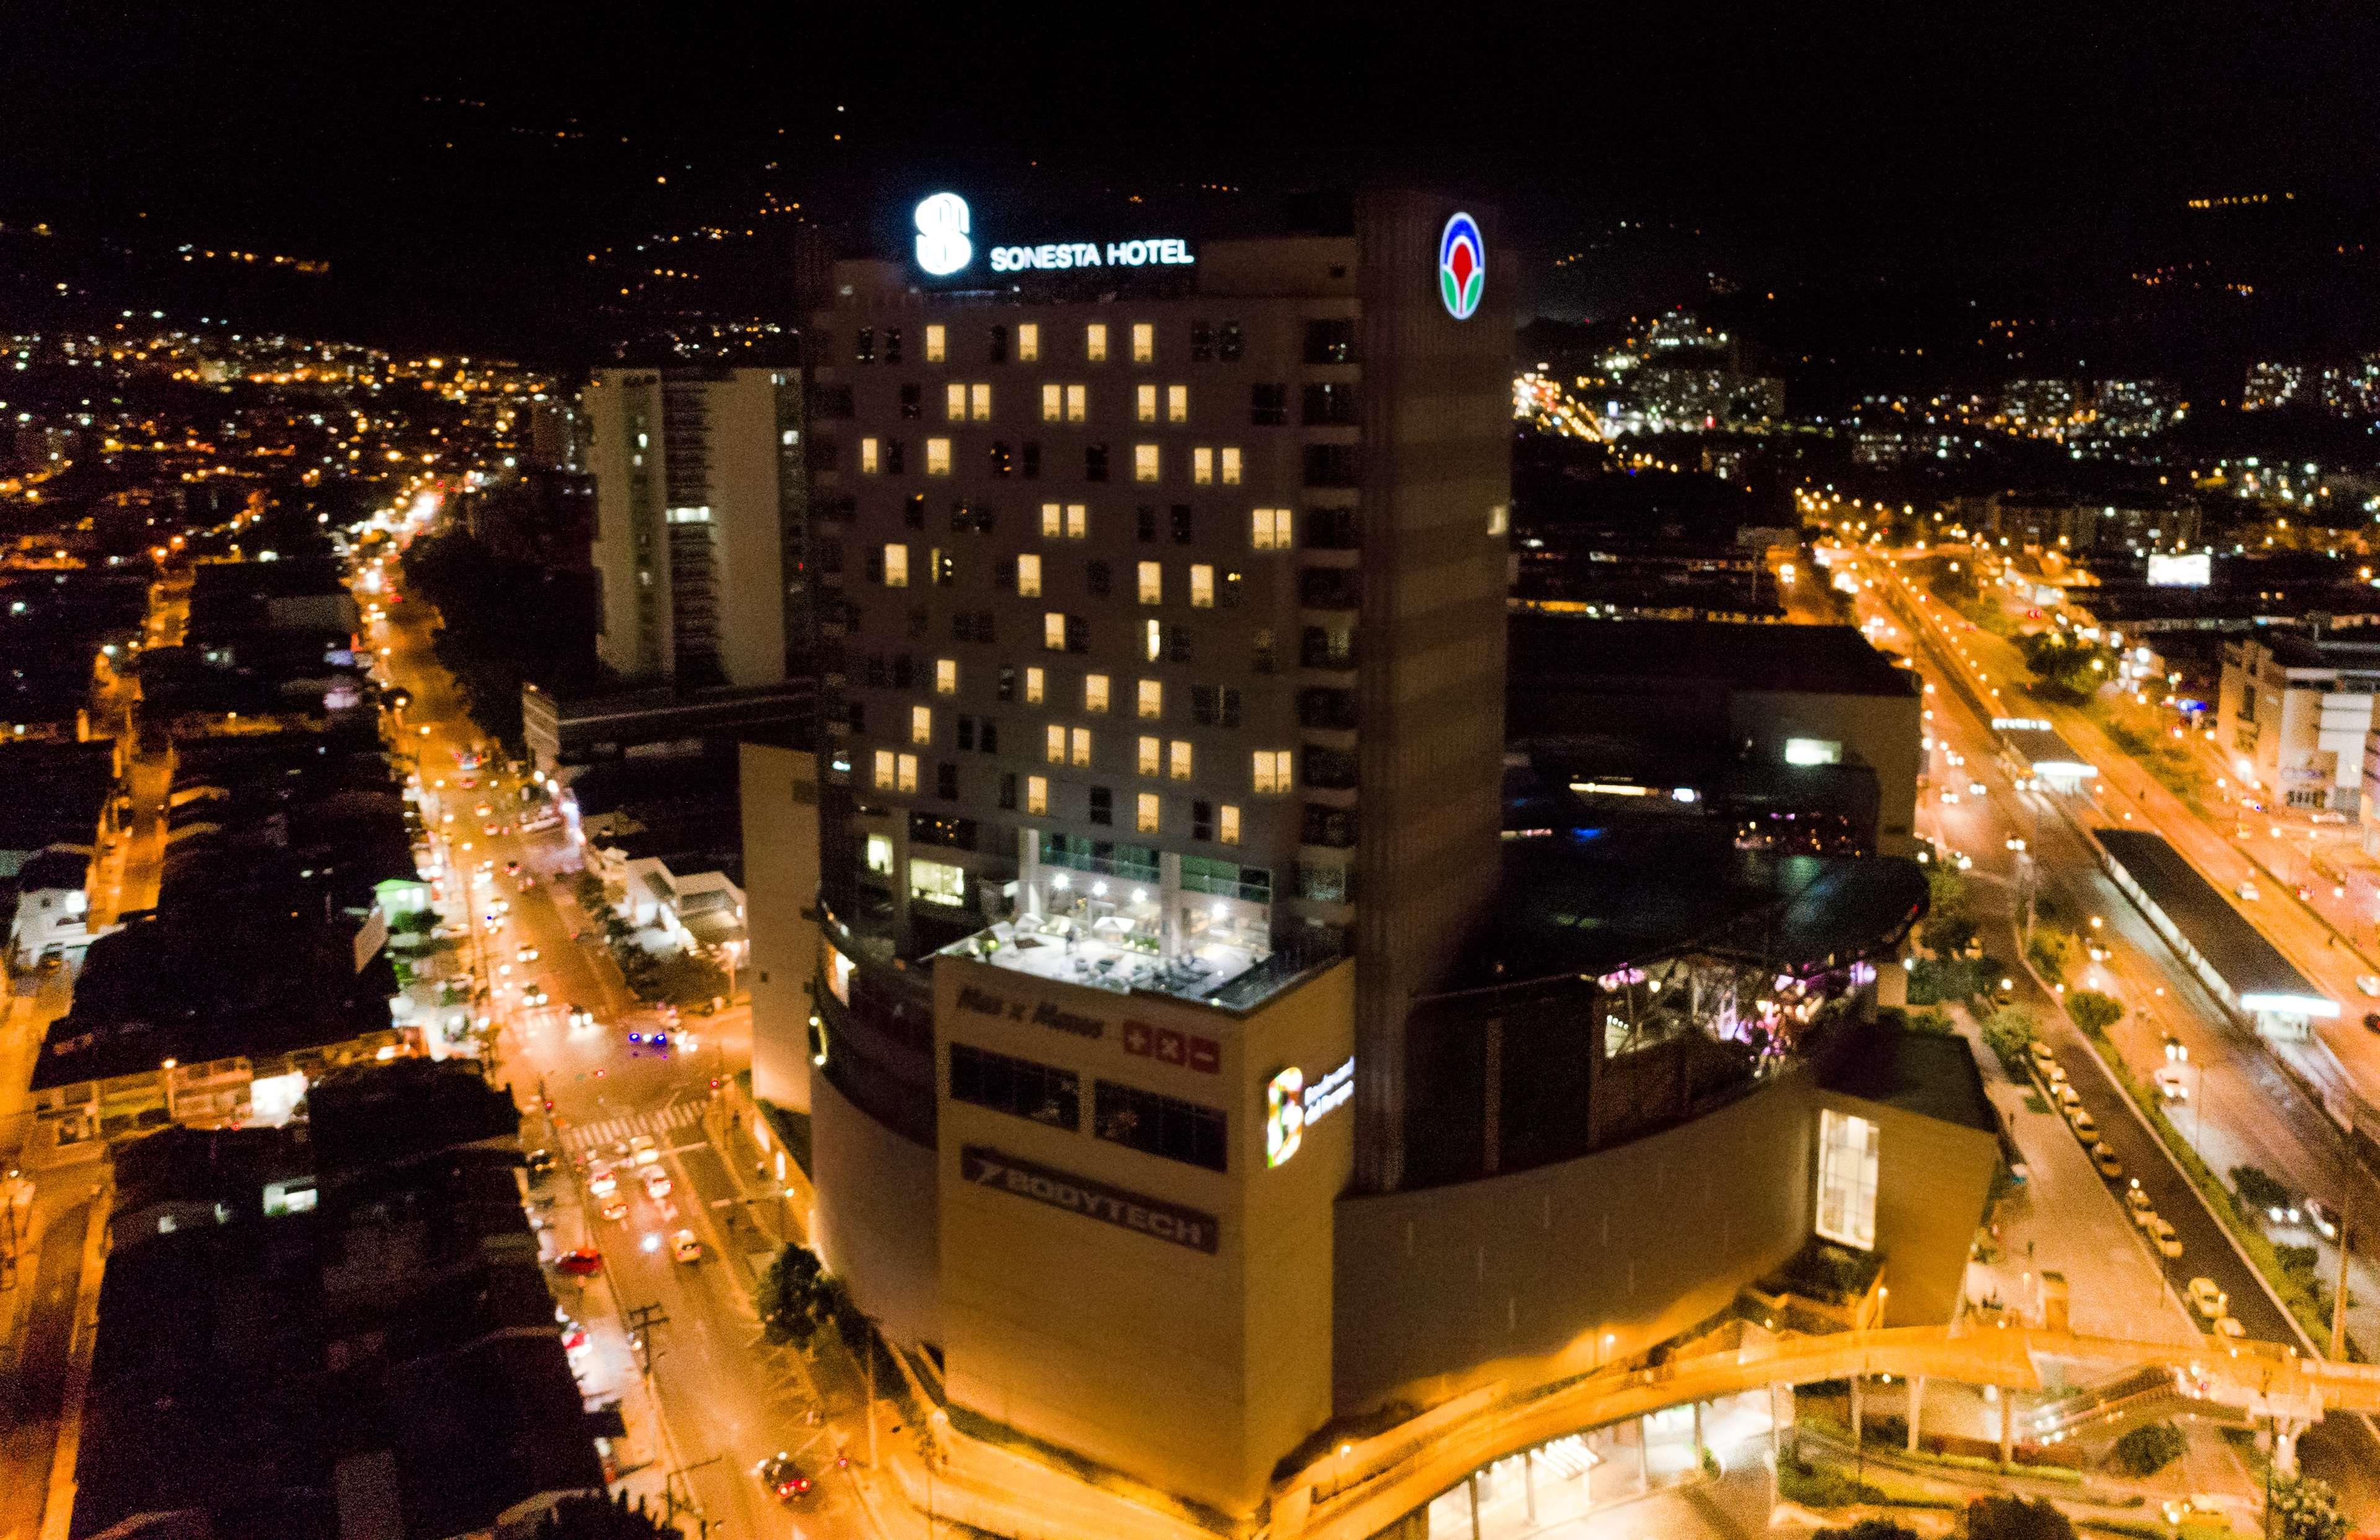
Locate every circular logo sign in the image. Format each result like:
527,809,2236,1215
914,192,973,277
1439,211,1484,321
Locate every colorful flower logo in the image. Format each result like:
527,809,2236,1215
1439,211,1484,320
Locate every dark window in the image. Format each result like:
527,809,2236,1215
1086,560,1112,597
865,547,885,583
995,555,1017,590
810,436,841,472
884,328,904,364
865,654,888,688
989,442,1013,477
1301,625,1356,668
885,438,906,475
905,493,927,529
931,549,956,585
1085,443,1109,482
954,612,976,643
1022,441,1042,479
908,606,930,639
1192,686,1242,727
1192,800,1214,841
909,812,978,851
809,384,855,419
989,324,1009,365
1136,506,1159,543
1220,569,1244,608
1165,624,1192,665
1094,1080,1227,1172
980,720,999,754
1252,628,1276,674
957,716,976,752
1218,322,1243,362
999,772,1019,812
855,328,875,363
1191,322,1214,362
900,383,922,419
950,1043,1079,1130
1250,384,1289,427
998,665,1017,702
892,654,914,689
1170,506,1194,544
1303,319,1356,365
1089,786,1113,826
1303,444,1360,488
1065,615,1090,653
1304,508,1359,549
976,610,996,643
937,762,959,800
1302,382,1358,425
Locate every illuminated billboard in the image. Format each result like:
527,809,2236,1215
2146,552,2211,588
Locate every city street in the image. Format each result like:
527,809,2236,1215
362,539,880,1540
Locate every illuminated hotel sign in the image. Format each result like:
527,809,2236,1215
962,1146,1218,1254
1265,1056,1355,1168
912,192,1197,279
1439,212,1485,320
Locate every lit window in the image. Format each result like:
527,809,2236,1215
1017,553,1042,597
1135,444,1161,482
1252,507,1293,550
1086,324,1108,363
1136,384,1158,423
1219,804,1241,844
1221,447,1242,485
1025,774,1048,814
1084,674,1110,713
896,753,919,793
1138,735,1161,776
1042,384,1062,423
1137,679,1163,719
1046,724,1066,764
1816,1110,1880,1251
946,383,968,422
911,705,934,745
925,324,947,363
1043,612,1066,650
1253,750,1293,794
1066,503,1088,538
1169,740,1192,780
1188,564,1214,608
1193,447,1213,485
910,857,965,908
872,750,896,790
1017,323,1040,363
1784,737,1843,766
883,544,910,587
1025,666,1045,704
926,438,952,476
1167,384,1188,423
970,383,992,422
1131,323,1154,363
865,833,895,874
1136,560,1163,604
936,658,957,695
1489,503,1509,536
1041,502,1063,538
1145,619,1162,662
1136,792,1161,833
860,437,880,474
1070,727,1092,767
1066,384,1087,423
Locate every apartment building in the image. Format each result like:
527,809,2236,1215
583,366,809,688
2217,630,2380,814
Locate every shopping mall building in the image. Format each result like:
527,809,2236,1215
751,185,1997,1527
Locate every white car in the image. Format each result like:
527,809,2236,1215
2152,1066,2189,1100
629,1134,660,1167
1968,781,1987,797
2358,975,2380,998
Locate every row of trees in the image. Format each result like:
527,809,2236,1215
1813,1477,2348,1540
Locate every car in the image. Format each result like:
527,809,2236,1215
567,1005,596,1030
629,1134,660,1166
2152,1066,2189,1100
2150,1218,2183,1259
2365,1012,2380,1035
517,944,541,963
2211,1315,2245,1340
2092,1143,2123,1179
524,1148,557,1181
523,984,549,1007
671,1228,702,1263
756,1454,813,1502
1939,789,1960,804
2044,1064,2069,1088
644,1168,673,1200
2305,1197,2342,1240
2068,1110,2097,1139
2126,1182,2154,1215
2027,1040,2055,1069
2055,1082,2081,1110
520,875,537,892
475,803,493,817
2236,880,2259,902
1968,781,1988,797
2187,1277,2227,1318
588,1166,619,1198
599,1198,630,1223
484,822,501,835
505,860,521,875
554,1247,604,1276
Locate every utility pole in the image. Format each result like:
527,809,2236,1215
2333,1196,2353,1361
865,1317,879,1470
625,1302,670,1376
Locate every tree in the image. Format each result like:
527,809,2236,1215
2268,1472,2350,1540
1965,1495,2076,1540
2110,1420,2185,1477
1816,1522,1917,1540
761,1244,835,1342
2025,929,2076,985
2232,1164,2295,1215
1921,913,1980,959
1980,1006,2041,1076
1924,861,1968,915
2067,990,2123,1036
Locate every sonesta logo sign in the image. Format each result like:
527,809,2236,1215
962,1146,1219,1254
911,192,1197,279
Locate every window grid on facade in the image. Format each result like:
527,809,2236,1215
1085,674,1110,714
1094,1079,1226,1172
925,324,947,363
1134,444,1160,483
1136,792,1161,834
936,658,957,695
1254,750,1293,794
926,438,951,476
1169,740,1193,781
911,705,933,745
1017,553,1042,597
1086,324,1108,363
1026,774,1048,814
1138,560,1162,604
1069,727,1092,768
951,1043,1079,1130
1017,323,1040,362
1137,679,1163,719
1815,1110,1880,1250
1167,384,1188,423
1252,507,1293,549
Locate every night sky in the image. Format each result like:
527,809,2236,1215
5,1,2377,370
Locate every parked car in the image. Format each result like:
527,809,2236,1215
756,1454,813,1502
671,1228,702,1263
2068,1108,2097,1140
2092,1143,2123,1179
2126,1182,2154,1216
2150,1218,2183,1259
2152,1066,2189,1100
554,1247,604,1276
2187,1277,2227,1319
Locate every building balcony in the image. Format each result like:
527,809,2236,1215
1298,569,1361,611
1297,688,1359,732
1299,806,1358,849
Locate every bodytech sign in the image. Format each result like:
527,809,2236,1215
961,1146,1219,1255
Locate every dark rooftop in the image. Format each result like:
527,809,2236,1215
2096,828,2332,1010
1820,1020,1998,1134
1508,616,1920,699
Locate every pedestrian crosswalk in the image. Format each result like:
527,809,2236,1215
557,1103,706,1153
